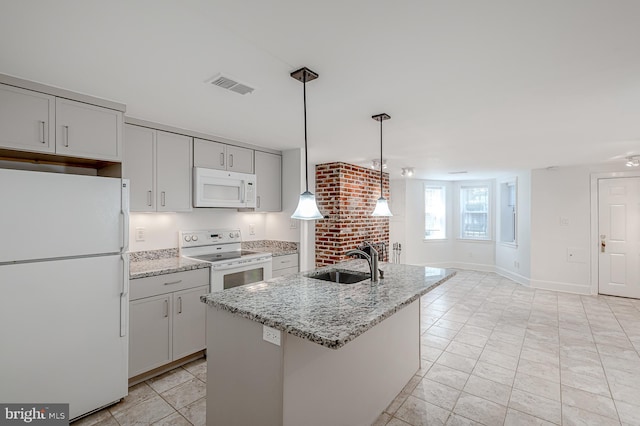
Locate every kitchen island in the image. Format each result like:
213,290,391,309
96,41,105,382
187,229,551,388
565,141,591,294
201,261,455,426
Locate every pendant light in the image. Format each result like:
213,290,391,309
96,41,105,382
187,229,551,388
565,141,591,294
371,113,393,216
291,67,323,220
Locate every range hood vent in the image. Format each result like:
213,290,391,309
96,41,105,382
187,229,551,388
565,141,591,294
207,73,255,95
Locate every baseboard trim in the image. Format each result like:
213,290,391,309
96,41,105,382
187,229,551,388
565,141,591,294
495,267,530,286
529,279,591,295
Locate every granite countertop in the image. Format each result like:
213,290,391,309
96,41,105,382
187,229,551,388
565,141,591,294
241,240,298,257
129,249,209,279
201,261,455,349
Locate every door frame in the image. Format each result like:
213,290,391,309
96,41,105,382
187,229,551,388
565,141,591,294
590,171,640,295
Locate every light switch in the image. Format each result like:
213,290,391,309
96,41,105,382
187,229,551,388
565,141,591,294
135,227,145,242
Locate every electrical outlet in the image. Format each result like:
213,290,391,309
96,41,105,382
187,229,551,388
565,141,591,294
135,227,145,242
249,224,255,235
262,326,281,346
289,219,298,229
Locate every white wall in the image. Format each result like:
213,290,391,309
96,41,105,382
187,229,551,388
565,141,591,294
495,171,531,285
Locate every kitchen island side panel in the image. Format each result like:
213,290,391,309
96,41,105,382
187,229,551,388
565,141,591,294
282,300,420,426
206,307,284,426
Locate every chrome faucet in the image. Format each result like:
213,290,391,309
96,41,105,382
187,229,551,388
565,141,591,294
346,243,380,283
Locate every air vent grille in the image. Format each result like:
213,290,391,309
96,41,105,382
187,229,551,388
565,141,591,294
207,73,255,95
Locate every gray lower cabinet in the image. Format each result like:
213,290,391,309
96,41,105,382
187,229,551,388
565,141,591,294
128,269,209,378
271,254,299,277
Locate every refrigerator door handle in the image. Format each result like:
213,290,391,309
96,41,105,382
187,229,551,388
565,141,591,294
120,254,130,337
121,180,130,253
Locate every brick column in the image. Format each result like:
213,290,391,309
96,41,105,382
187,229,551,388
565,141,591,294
315,162,390,267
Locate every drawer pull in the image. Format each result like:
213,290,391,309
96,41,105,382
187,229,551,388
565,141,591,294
164,280,183,286
280,260,291,264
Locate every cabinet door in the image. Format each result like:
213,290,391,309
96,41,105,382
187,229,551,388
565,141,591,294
193,138,226,170
55,98,122,161
172,285,208,360
227,145,254,173
0,84,55,154
227,145,253,173
123,124,155,212
156,131,192,212
129,294,171,378
254,151,282,212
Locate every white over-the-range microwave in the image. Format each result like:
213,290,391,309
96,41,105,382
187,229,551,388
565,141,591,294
193,167,256,208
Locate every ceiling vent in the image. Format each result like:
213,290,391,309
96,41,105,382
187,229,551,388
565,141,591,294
207,73,255,95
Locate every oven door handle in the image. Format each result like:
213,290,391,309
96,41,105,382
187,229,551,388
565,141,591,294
210,258,272,271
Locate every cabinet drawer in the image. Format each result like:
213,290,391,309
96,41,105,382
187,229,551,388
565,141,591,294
272,254,298,271
272,266,299,278
131,268,209,301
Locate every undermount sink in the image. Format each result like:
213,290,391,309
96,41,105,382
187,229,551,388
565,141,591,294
306,269,370,284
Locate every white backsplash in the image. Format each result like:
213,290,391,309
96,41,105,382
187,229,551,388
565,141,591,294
128,209,269,252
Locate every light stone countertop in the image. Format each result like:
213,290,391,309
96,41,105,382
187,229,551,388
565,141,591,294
201,261,455,349
129,249,210,279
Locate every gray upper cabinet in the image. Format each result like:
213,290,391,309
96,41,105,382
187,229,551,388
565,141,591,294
254,151,282,212
123,125,156,212
55,98,122,161
194,138,254,173
123,124,192,212
0,83,122,162
0,84,55,154
156,131,192,212
226,145,254,173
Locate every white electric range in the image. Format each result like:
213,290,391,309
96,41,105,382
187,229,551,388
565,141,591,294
180,229,272,291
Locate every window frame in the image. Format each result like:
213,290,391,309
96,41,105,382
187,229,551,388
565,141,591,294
499,178,517,246
423,183,447,241
458,183,492,241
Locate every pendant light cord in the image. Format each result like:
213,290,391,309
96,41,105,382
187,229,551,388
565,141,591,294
303,73,309,193
379,117,383,196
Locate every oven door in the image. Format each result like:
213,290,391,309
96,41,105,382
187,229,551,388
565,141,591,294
210,257,273,292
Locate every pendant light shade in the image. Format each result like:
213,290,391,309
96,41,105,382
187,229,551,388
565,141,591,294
290,67,323,221
371,113,393,217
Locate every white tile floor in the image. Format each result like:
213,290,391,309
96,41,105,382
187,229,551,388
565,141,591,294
75,270,640,425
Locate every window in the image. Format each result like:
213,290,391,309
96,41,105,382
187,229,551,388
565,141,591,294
460,185,490,240
424,185,446,239
500,180,517,244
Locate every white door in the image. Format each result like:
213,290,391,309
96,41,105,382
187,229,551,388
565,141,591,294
598,177,640,298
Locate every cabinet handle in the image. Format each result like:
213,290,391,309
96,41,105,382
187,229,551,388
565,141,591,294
257,196,261,208
63,125,69,147
39,121,46,144
178,296,183,314
229,154,234,168
164,279,182,286
280,260,291,264
147,190,152,206
164,299,169,318
161,191,166,207
220,152,225,166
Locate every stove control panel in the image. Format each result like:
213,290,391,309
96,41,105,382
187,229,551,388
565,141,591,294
180,229,242,248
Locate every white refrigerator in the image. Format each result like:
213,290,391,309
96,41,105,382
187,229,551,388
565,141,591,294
0,168,129,420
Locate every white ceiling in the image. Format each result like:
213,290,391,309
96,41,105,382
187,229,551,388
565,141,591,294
2,0,639,179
